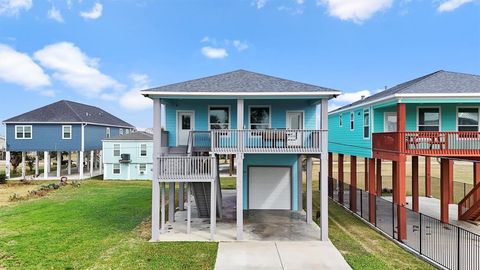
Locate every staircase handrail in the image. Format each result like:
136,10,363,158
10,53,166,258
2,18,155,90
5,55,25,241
458,180,480,216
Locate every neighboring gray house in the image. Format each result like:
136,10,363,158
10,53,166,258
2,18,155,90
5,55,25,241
0,136,5,160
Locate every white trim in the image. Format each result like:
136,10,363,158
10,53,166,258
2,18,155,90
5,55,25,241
338,113,343,127
349,111,354,131
208,105,231,130
81,124,85,151
62,125,72,140
383,112,397,132
113,163,121,175
119,128,124,136
397,93,480,98
14,125,32,140
248,105,272,130
286,110,305,129
456,106,480,132
140,143,148,157
138,163,147,174
113,143,121,157
142,91,340,97
2,121,134,129
176,110,195,146
417,106,441,131
363,108,370,139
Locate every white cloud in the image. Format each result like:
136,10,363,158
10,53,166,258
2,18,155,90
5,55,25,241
253,0,267,9
47,6,64,22
119,73,152,110
0,44,51,89
233,40,249,51
437,0,474,12
328,89,372,111
40,90,55,97
318,0,393,23
0,0,32,16
80,2,102,20
201,46,228,59
33,42,123,99
296,0,305,4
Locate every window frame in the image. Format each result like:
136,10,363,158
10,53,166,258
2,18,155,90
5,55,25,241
456,106,479,132
113,164,121,175
139,164,147,174
383,112,397,132
62,125,72,140
417,106,441,132
363,109,370,139
106,127,111,138
113,143,121,157
140,143,147,157
119,129,124,136
350,112,354,131
339,113,343,127
15,125,32,140
248,105,272,130
208,105,231,133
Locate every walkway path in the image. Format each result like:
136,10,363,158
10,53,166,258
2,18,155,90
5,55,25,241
215,241,351,270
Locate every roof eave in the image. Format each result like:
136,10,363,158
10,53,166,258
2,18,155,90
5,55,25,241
142,91,341,98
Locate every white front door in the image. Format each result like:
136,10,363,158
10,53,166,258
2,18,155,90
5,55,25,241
177,111,194,146
286,111,304,147
249,167,291,210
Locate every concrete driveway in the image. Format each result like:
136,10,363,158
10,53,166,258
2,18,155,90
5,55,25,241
215,241,351,270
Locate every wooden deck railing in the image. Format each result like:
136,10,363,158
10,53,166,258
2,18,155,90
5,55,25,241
373,131,480,156
158,156,216,181
210,129,324,153
458,182,480,220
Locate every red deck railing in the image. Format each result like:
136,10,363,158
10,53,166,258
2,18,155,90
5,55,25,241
373,131,480,156
458,182,480,220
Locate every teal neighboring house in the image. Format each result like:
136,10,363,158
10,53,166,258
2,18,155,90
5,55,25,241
102,131,153,180
327,70,480,242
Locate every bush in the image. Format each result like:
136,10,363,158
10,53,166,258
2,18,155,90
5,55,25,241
0,174,6,185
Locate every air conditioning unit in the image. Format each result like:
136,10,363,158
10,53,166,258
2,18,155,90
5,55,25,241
119,154,131,163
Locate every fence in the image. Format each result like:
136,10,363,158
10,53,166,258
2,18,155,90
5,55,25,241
330,177,480,270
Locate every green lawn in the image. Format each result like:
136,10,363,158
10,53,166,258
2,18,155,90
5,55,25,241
0,181,217,270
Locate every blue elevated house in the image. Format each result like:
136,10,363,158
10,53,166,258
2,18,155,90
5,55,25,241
3,100,134,180
142,70,339,241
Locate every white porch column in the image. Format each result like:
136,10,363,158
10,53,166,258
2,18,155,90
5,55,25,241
79,151,84,180
90,150,94,177
5,151,10,179
44,151,48,179
210,173,217,241
152,98,162,240
297,155,303,211
35,152,39,176
99,151,103,174
57,151,61,178
67,152,72,175
186,182,191,234
47,153,51,173
236,98,244,240
21,152,26,179
77,152,80,173
306,156,313,224
169,182,175,222
319,99,329,241
178,182,184,211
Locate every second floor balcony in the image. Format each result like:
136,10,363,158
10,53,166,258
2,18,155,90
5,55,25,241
187,129,325,154
372,131,480,157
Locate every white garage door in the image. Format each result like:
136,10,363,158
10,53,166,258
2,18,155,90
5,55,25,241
249,167,291,210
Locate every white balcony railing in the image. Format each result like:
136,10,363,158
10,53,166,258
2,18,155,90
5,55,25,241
210,129,324,153
158,156,216,181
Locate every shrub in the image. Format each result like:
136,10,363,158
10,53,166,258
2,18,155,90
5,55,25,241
0,174,6,185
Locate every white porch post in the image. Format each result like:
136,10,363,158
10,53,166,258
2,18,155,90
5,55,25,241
320,99,329,241
99,151,103,174
35,152,39,176
21,152,26,179
306,156,313,223
178,182,184,211
44,151,48,179
152,98,162,240
161,182,166,233
236,98,244,240
186,182,191,234
210,168,217,241
5,151,10,179
90,150,94,177
79,151,84,180
297,155,303,211
56,151,61,178
169,182,175,222
67,152,71,175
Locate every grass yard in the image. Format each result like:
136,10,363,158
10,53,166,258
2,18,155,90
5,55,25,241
0,181,217,270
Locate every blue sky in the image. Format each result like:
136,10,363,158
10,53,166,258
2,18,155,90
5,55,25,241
0,0,479,135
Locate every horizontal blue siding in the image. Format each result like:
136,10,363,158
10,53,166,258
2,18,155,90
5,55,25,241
6,124,81,152
242,154,299,211
84,125,121,151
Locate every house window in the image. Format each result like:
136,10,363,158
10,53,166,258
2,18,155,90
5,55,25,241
113,144,120,157
418,108,440,131
249,106,270,129
15,125,32,139
125,129,129,134
140,143,147,156
119,129,124,135
106,127,111,138
384,112,397,132
113,164,120,174
62,125,72,139
458,108,479,131
363,109,370,138
139,164,147,174
209,106,230,130
339,113,343,127
350,112,354,130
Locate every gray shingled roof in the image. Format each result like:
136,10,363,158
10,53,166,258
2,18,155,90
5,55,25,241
104,131,152,141
331,70,480,113
141,69,340,94
3,100,134,127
